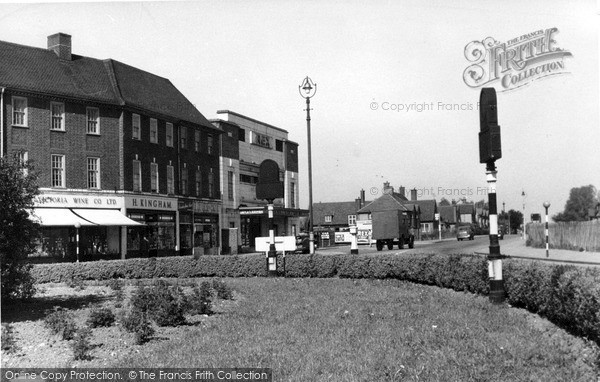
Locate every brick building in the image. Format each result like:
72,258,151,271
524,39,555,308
212,110,306,251
0,33,222,261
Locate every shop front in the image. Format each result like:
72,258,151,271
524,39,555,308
239,206,307,250
179,199,220,256
125,195,178,258
30,192,141,262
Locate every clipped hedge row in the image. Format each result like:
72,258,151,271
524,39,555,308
31,252,600,345
31,254,265,283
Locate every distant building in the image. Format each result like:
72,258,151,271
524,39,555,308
409,188,438,234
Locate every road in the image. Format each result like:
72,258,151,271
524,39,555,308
318,234,497,256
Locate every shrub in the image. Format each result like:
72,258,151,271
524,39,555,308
87,307,116,328
1,323,19,354
121,309,154,345
71,326,93,360
212,278,233,300
44,307,77,340
128,282,186,327
67,276,86,291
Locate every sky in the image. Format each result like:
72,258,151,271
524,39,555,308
0,0,598,221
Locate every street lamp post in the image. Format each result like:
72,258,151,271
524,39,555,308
299,76,317,255
521,190,526,239
543,201,551,257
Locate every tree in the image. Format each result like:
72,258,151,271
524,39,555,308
508,209,523,234
552,185,598,222
439,198,451,206
0,152,40,302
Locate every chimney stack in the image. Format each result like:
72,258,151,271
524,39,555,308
383,182,394,195
48,33,72,60
355,198,362,213
360,189,365,206
411,188,418,201
399,186,406,197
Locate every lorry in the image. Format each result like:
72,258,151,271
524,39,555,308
372,209,416,251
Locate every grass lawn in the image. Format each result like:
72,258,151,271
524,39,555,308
3,278,599,381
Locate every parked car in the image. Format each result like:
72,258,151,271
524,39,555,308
457,226,474,241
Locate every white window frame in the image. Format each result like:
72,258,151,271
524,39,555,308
50,102,65,131
150,162,159,193
12,97,27,127
133,160,142,192
325,215,332,223
51,154,65,188
150,118,158,144
348,215,356,226
167,165,175,194
166,123,173,147
87,157,100,189
86,107,100,134
132,113,141,140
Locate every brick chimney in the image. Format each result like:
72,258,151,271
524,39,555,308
399,186,405,197
355,198,362,212
383,182,394,194
360,189,365,206
48,33,72,60
411,188,418,201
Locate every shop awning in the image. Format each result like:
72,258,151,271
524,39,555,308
71,209,143,226
30,208,97,226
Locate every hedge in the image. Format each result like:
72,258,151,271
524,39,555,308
30,253,600,345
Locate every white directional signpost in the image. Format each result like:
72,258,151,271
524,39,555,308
256,159,285,277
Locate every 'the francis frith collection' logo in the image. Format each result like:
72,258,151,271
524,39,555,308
463,28,572,91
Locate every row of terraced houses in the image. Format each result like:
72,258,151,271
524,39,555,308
1,33,305,262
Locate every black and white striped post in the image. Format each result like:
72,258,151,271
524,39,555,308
478,87,504,304
543,201,550,257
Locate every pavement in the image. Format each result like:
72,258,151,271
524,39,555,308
472,237,600,266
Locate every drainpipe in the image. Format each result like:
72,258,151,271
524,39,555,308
1,87,5,158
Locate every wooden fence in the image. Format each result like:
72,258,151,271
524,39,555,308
526,220,600,252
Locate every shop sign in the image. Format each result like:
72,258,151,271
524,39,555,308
194,200,220,214
34,193,122,208
125,196,178,211
250,131,272,149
